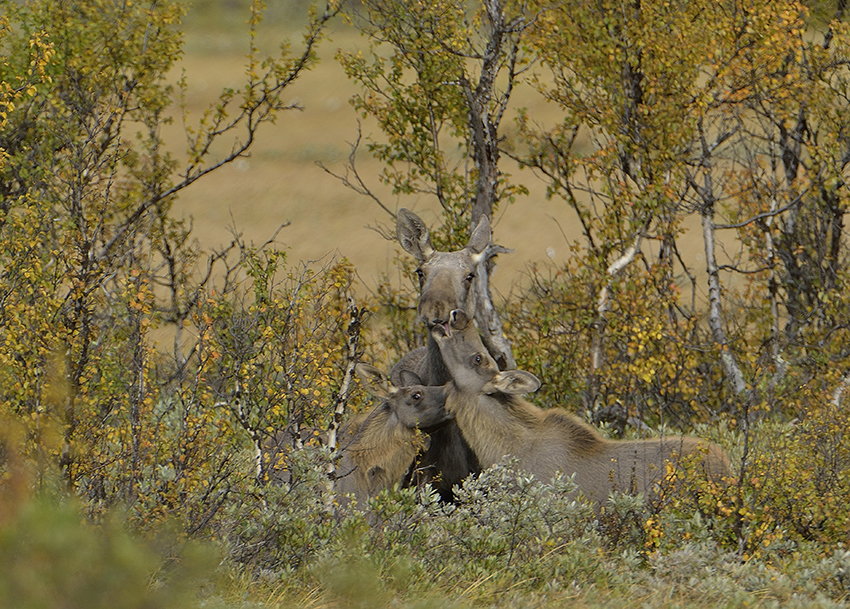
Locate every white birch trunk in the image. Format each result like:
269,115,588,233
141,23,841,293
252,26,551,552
586,230,644,422
702,201,747,397
590,233,644,376
832,372,850,408
474,243,516,371
328,296,363,453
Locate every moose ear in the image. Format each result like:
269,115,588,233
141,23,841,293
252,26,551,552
449,309,471,331
398,369,424,387
356,363,396,399
397,208,434,264
367,465,387,490
466,215,491,257
486,370,541,395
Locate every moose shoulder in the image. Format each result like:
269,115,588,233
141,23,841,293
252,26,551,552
433,312,731,505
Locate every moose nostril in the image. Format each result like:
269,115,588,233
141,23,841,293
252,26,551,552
428,317,445,328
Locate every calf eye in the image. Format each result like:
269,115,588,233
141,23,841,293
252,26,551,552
465,272,475,283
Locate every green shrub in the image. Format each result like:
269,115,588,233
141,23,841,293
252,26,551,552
0,497,215,609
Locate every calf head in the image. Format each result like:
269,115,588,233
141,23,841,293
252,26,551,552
356,363,452,432
397,208,491,331
432,310,541,396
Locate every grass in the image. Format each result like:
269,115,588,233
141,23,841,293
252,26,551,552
206,536,850,609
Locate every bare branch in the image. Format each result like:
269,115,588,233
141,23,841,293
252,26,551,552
714,188,808,230
95,0,340,264
317,124,397,219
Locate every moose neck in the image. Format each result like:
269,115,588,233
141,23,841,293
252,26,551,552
356,411,422,483
426,332,452,385
447,387,528,468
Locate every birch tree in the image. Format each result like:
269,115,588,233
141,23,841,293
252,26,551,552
0,0,343,524
335,0,535,368
515,0,846,429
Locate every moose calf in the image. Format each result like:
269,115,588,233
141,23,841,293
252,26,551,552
433,312,730,505
333,363,452,508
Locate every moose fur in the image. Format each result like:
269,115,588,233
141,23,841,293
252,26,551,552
433,312,731,505
333,364,452,507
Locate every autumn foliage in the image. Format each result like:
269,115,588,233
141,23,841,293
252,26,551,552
2,0,850,606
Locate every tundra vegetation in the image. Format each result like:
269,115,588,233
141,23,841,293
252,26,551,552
1,0,850,608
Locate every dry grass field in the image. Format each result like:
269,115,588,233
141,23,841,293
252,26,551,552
167,2,715,299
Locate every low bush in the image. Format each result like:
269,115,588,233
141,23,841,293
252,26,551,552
0,495,216,609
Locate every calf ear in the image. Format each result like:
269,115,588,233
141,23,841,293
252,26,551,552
356,363,396,399
486,370,541,395
397,208,434,264
399,369,424,386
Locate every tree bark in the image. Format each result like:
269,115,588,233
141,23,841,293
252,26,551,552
474,244,516,371
460,0,526,367
462,0,521,229
701,190,746,397
328,296,364,453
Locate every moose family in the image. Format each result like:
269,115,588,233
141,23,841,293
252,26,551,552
302,209,730,509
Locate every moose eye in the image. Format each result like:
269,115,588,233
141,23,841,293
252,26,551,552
465,272,475,283
411,391,422,401
473,353,483,366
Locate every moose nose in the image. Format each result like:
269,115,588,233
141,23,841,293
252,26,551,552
449,309,470,330
420,301,448,327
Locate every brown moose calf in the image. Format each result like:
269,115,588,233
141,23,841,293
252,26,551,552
333,364,452,508
433,312,730,505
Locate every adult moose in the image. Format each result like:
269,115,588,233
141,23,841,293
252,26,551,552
433,311,730,505
392,208,513,501
334,364,452,507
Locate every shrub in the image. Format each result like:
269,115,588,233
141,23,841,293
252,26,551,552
0,496,215,609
